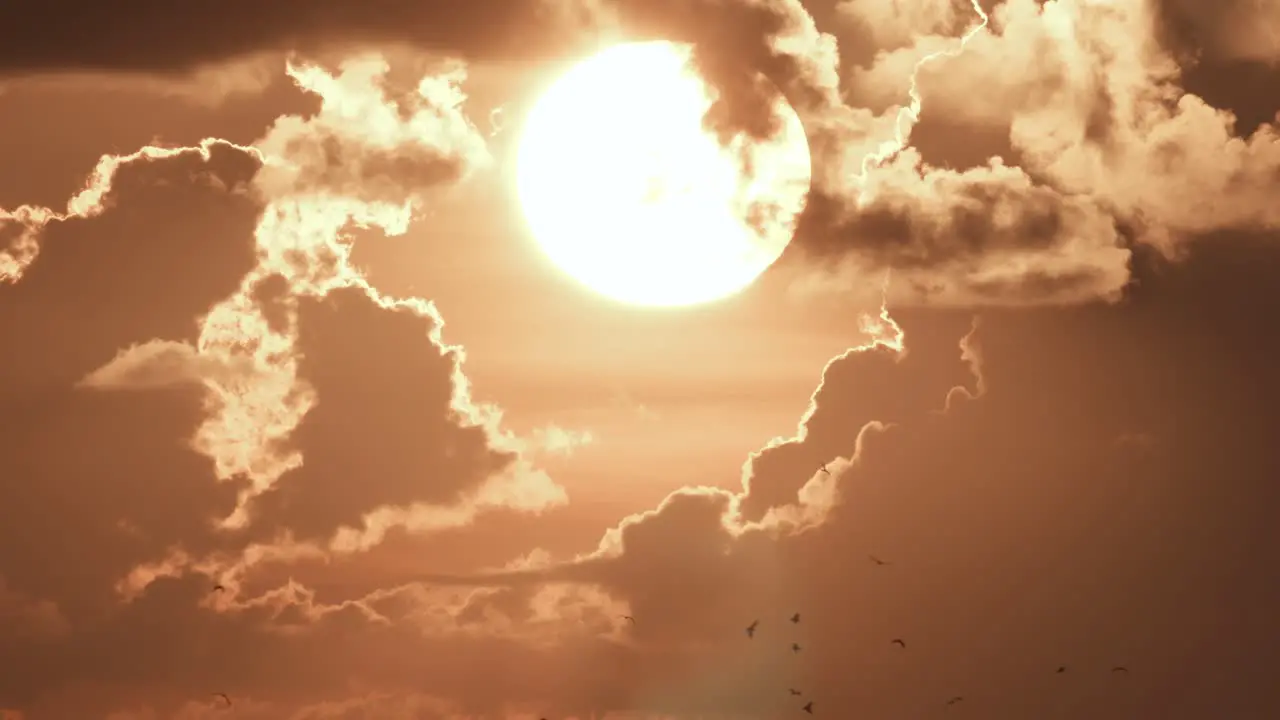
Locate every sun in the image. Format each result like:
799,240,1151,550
514,41,812,308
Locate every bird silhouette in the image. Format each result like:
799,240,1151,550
819,464,830,475
790,612,801,624
1056,665,1066,674
620,615,636,625
801,700,814,714
211,584,226,593
745,620,759,638
891,638,906,648
945,696,964,706
791,642,802,653
789,688,802,696
869,555,889,566
212,693,231,707
1112,666,1129,674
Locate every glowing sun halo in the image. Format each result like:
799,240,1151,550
515,41,812,308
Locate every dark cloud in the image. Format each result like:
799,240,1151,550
0,154,261,703
0,0,834,145
0,0,592,74
1151,0,1280,65
242,286,523,546
1149,0,1280,135
0,148,260,634
788,153,1132,305
601,0,833,142
0,52,571,717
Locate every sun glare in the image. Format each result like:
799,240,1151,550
515,41,812,308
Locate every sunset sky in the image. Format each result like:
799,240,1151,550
1,0,1279,718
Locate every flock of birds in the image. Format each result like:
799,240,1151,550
744,611,819,714
201,469,1133,715
615,551,1133,716
758,555,1128,714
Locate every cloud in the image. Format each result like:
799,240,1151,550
240,286,567,552
0,51,576,715
0,53,285,107
0,1,598,75
1152,0,1280,64
402,311,984,713
1,138,261,285
418,310,982,598
523,425,595,455
764,0,1280,305
2,127,1000,712
792,150,1132,305
77,341,254,391
0,576,69,641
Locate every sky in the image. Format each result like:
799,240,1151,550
1,0,1278,718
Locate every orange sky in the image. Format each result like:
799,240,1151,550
1,1,1279,718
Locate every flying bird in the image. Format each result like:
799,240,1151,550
802,700,814,714
790,612,801,623
1112,666,1129,674
746,620,759,638
212,693,231,707
945,696,964,706
211,584,226,593
869,555,889,566
488,107,506,137
891,638,906,648
791,642,802,653
1056,665,1066,674
620,615,636,625
819,463,830,475
789,688,802,696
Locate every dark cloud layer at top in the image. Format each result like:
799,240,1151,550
0,0,816,145
0,0,592,73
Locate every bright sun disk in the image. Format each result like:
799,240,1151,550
515,40,812,308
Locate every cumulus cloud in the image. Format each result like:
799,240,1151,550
794,150,1132,305
0,49,576,716
418,310,982,614
797,0,1280,304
